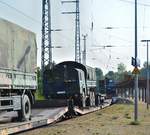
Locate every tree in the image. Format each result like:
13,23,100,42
95,68,104,80
117,63,126,74
105,63,130,82
105,71,115,80
139,61,150,79
115,63,127,81
37,67,43,95
143,61,150,68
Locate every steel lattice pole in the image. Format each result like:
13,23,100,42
41,0,52,97
75,0,81,63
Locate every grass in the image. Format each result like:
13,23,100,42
111,116,119,120
20,102,150,135
35,92,45,100
124,113,131,119
96,112,102,116
129,121,140,125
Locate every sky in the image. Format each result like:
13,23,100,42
0,0,150,74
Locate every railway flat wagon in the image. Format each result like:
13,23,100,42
0,18,37,121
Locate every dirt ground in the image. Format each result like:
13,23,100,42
19,102,150,135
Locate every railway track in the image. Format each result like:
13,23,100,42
0,100,111,135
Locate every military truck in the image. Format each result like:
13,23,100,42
0,18,37,121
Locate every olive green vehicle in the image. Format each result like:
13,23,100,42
0,18,37,121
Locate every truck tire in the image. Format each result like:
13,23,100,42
17,94,31,121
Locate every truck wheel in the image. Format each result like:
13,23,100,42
17,95,31,121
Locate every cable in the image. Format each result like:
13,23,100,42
0,0,79,49
88,50,109,70
119,0,150,7
0,0,100,51
0,0,41,24
97,26,150,30
0,0,76,46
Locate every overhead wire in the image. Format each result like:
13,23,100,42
1,0,149,67
102,31,133,46
0,0,41,24
0,0,77,47
88,49,109,70
119,0,150,7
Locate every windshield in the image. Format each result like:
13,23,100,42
44,67,78,83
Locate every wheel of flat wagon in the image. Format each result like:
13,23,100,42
17,94,31,121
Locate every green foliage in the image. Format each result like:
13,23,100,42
129,121,140,125
116,63,127,81
36,67,43,96
105,63,131,82
117,63,126,73
139,61,150,79
35,92,45,100
139,68,147,79
105,71,115,80
95,68,104,80
124,113,131,119
95,68,104,93
143,61,150,68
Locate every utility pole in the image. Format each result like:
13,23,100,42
41,0,62,97
41,0,52,71
41,0,51,97
82,34,88,65
141,40,150,109
134,0,138,122
62,0,81,63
